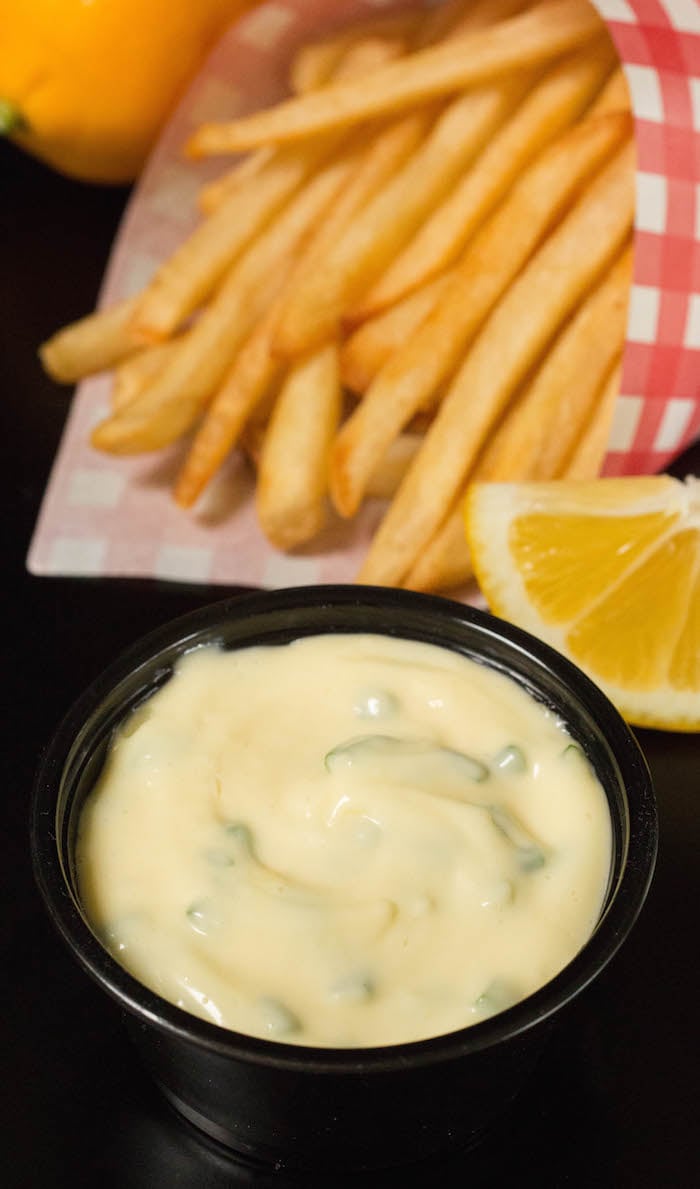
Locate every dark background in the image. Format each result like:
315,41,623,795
1,137,698,1188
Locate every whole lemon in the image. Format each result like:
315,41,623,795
0,0,257,183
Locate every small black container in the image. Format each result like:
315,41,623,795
31,586,657,1173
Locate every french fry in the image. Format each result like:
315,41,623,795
92,149,356,456
289,110,436,284
39,296,142,383
271,0,534,364
588,65,631,115
358,138,636,586
327,32,411,80
256,343,342,549
287,0,525,162
417,0,525,44
289,34,350,96
133,135,343,343
480,244,633,480
41,8,535,387
366,432,423,501
273,75,531,357
565,359,623,478
406,352,624,595
238,416,270,470
355,37,618,317
272,4,529,357
200,0,470,220
93,274,281,456
289,13,420,94
404,499,474,594
340,273,453,393
46,0,637,586
240,387,356,470
175,112,434,507
200,18,421,219
232,0,530,207
164,0,539,357
315,15,435,94
198,146,275,215
186,0,603,154
111,340,181,412
404,252,630,594
408,0,534,51
174,301,286,508
139,0,445,346
331,111,632,519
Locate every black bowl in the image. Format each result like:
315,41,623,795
31,586,657,1172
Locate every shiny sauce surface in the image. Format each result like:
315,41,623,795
78,633,612,1047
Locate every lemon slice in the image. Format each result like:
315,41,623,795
465,476,700,731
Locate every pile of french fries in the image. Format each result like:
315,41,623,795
40,0,635,593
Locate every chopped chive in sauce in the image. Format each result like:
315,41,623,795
224,822,255,854
198,823,256,869
324,734,489,784
495,744,527,773
205,848,236,868
518,846,546,872
186,903,207,934
563,742,594,768
353,689,400,719
329,972,376,1004
489,805,547,872
259,997,302,1037
474,978,520,1017
186,900,222,936
561,741,594,773
439,745,490,784
479,879,514,909
220,821,319,906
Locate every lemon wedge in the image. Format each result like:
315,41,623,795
465,476,700,731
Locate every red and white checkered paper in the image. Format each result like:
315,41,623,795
27,0,700,587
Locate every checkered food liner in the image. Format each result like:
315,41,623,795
27,0,700,586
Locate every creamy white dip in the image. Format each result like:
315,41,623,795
77,633,611,1047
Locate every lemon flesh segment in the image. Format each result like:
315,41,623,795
567,528,699,689
465,476,700,731
510,510,678,625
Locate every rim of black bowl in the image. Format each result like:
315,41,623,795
31,585,657,1076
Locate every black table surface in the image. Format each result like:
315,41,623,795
2,137,698,1189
